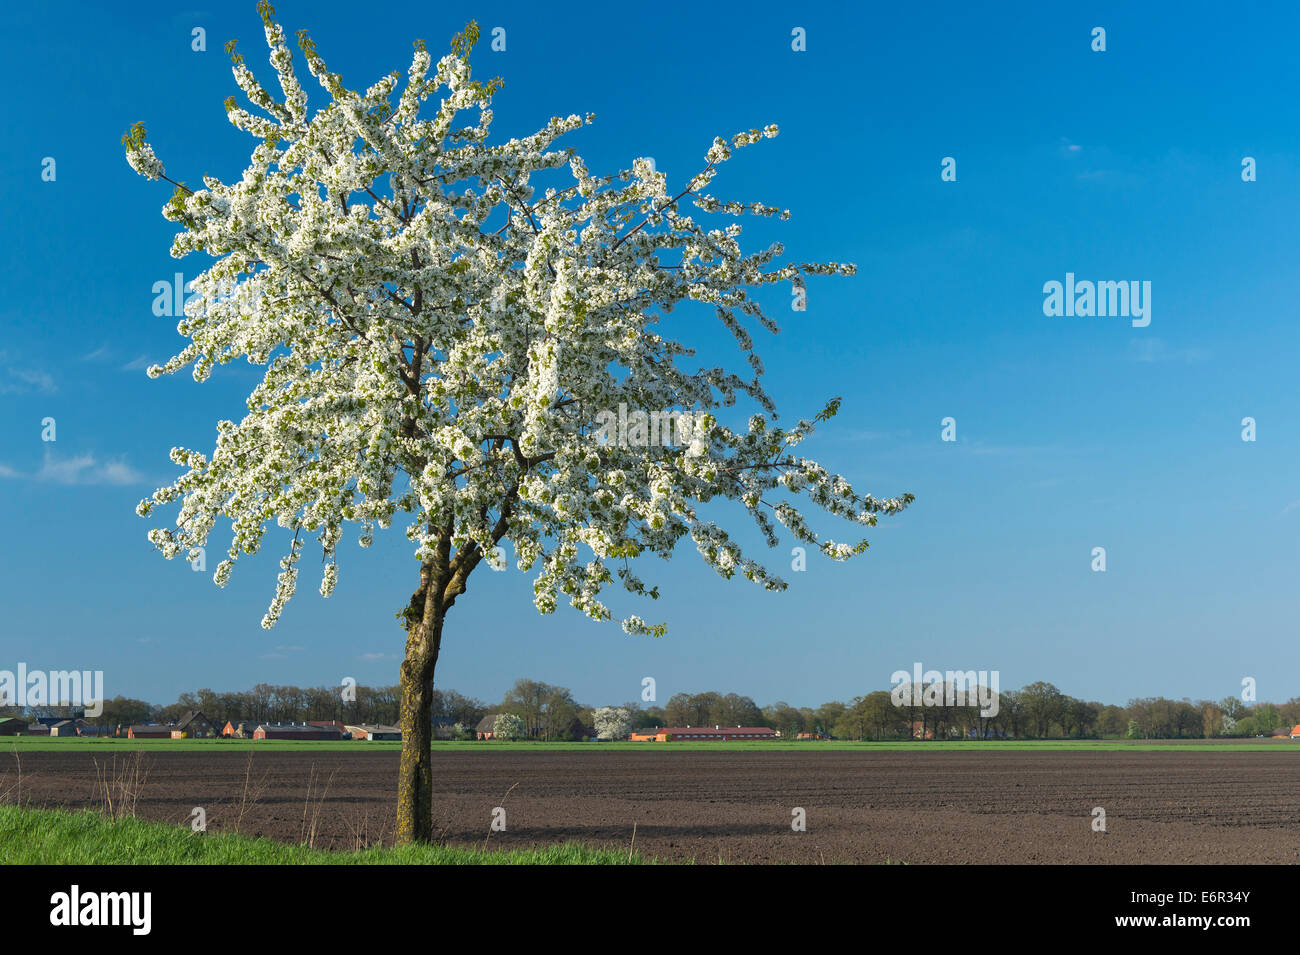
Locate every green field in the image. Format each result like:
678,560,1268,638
0,806,648,865
4,737,1294,753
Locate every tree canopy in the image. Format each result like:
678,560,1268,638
124,7,912,638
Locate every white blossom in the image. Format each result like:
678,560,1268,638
593,706,632,740
125,142,165,181
124,14,911,637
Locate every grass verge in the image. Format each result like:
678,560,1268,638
0,806,648,865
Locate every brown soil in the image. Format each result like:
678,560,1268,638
8,748,1300,863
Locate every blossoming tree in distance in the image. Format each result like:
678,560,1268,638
125,3,912,843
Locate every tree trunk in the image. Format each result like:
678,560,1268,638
396,609,442,844
392,506,497,842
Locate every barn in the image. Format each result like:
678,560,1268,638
171,711,217,739
474,715,498,740
344,724,401,741
0,718,28,736
127,724,172,739
309,720,347,735
633,726,778,741
253,722,344,741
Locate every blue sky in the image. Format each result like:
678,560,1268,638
2,1,1298,710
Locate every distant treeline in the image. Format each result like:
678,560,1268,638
3,679,1294,740
816,684,1299,740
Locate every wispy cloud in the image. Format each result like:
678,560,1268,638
34,449,146,486
0,367,57,394
834,428,891,442
965,441,1096,458
76,344,158,374
1127,338,1211,364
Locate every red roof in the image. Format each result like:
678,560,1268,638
1290,724,1300,737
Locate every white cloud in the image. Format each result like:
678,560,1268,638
0,367,57,394
1127,338,1211,364
36,449,146,486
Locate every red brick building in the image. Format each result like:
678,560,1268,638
630,726,777,741
253,722,344,741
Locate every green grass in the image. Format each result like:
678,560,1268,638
0,805,649,865
4,736,1296,753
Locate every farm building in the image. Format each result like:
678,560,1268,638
225,720,341,738
344,724,401,741
0,718,28,736
253,722,344,741
309,720,347,735
49,720,88,737
631,726,778,741
475,715,498,740
128,724,172,739
171,711,217,739
1291,724,1300,739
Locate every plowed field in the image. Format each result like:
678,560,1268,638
9,748,1299,863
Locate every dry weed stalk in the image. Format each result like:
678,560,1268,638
299,763,337,849
92,749,150,820
233,743,270,834
480,780,520,852
0,748,24,806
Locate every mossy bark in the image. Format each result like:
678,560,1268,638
396,563,445,845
